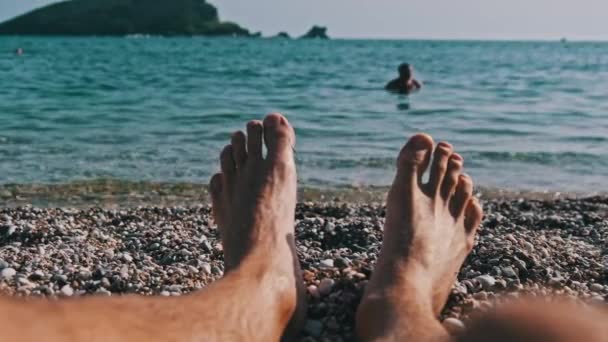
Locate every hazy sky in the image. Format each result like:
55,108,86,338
1,0,608,40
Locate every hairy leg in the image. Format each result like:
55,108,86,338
0,113,304,342
356,134,483,342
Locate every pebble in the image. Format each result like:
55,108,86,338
443,318,465,334
501,266,518,279
589,283,604,292
318,278,335,296
307,285,320,299
476,275,496,291
319,259,334,269
334,257,351,268
60,285,74,297
304,320,323,337
30,270,45,281
1,268,16,279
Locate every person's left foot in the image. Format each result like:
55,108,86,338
209,113,306,340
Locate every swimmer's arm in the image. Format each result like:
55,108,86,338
413,79,422,89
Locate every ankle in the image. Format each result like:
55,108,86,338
357,293,439,342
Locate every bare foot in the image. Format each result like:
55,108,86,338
209,113,306,340
356,134,483,341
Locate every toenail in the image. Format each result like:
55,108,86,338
410,137,430,150
437,142,452,149
247,121,262,129
451,153,463,161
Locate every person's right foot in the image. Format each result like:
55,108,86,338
357,134,483,340
208,113,305,340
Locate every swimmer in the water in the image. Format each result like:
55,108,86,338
386,63,422,94
15,48,23,55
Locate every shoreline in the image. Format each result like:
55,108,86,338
0,179,604,208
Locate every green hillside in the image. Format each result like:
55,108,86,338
0,0,250,36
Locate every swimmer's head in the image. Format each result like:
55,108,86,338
15,48,23,55
398,63,412,79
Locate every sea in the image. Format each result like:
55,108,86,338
1,37,607,196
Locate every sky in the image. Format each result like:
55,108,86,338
1,0,608,40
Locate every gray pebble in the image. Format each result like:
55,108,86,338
589,283,604,292
304,320,323,337
318,278,335,296
476,275,496,291
334,257,351,268
501,266,518,278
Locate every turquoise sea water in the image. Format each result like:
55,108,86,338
0,37,607,193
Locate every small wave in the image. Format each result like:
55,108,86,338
407,108,459,116
455,128,532,136
562,136,608,143
469,151,607,166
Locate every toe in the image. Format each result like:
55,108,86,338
440,153,463,201
426,142,453,195
464,198,483,248
247,120,264,160
395,133,434,187
452,174,474,219
220,145,236,176
263,113,295,161
465,198,483,233
209,173,224,225
231,131,247,168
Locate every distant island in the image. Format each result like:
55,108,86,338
300,26,329,39
0,0,250,36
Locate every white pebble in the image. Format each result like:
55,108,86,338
476,275,496,290
443,317,465,334
1,268,16,279
319,259,334,269
60,285,74,297
307,285,320,299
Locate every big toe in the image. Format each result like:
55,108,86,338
263,113,295,161
395,133,434,187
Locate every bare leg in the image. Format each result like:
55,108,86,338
356,134,483,342
460,299,608,342
0,114,304,342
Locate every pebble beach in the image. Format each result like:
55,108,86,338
0,192,606,341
